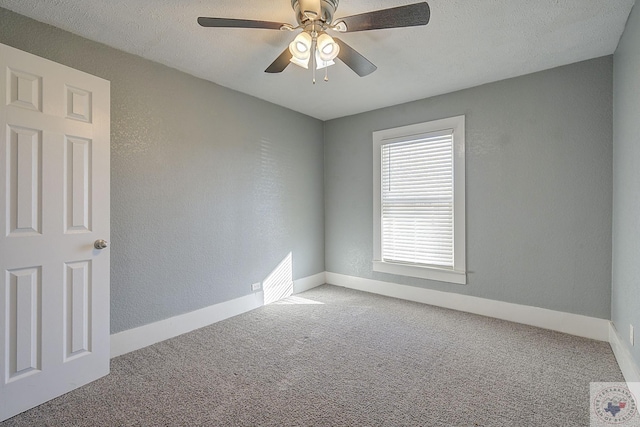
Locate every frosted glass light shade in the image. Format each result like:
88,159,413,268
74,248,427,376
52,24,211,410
317,33,340,62
289,32,312,69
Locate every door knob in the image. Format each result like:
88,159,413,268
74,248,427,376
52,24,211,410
94,239,108,250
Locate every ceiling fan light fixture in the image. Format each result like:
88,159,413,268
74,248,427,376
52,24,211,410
316,33,340,62
289,31,313,68
199,1,432,79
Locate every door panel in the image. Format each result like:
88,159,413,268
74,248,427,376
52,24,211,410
0,42,110,422
5,266,41,381
65,136,92,233
64,260,92,360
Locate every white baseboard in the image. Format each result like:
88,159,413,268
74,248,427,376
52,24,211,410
112,271,615,358
293,272,326,294
609,322,640,398
110,292,264,358
110,272,326,358
325,272,610,341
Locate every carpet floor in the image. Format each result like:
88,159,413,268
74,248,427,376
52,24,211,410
1,285,625,426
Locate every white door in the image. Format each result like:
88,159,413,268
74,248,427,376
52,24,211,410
0,43,110,422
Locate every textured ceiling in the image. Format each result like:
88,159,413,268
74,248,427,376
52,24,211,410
0,0,635,120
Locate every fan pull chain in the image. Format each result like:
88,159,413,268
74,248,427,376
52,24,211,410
324,66,329,82
311,49,316,84
312,36,317,84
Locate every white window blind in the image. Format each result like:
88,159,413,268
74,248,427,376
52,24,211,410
381,129,454,268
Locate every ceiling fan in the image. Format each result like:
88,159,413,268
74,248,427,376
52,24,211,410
198,0,430,81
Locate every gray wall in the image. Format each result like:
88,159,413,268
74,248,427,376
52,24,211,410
612,3,640,366
324,57,613,319
0,8,325,334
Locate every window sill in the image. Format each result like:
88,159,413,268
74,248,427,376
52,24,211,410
372,261,467,285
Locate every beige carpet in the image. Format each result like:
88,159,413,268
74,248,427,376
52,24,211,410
1,285,624,426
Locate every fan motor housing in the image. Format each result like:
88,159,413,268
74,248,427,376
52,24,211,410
292,0,339,25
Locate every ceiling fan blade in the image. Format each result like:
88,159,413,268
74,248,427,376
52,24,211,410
334,2,430,32
198,17,287,30
334,38,377,77
265,48,292,73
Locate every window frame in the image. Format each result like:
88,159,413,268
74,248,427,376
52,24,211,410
372,115,466,284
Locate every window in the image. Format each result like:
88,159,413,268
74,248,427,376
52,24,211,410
373,116,466,284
